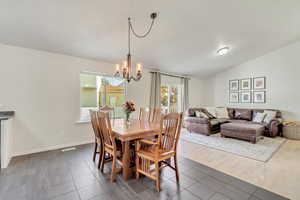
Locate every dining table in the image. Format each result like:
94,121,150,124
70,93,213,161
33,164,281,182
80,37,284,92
111,118,161,180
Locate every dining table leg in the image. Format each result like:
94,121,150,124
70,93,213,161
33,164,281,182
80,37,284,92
122,141,131,180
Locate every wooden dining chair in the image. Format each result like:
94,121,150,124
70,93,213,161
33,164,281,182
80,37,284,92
139,107,151,121
89,110,103,168
151,108,164,123
100,105,115,119
97,111,123,182
135,112,183,192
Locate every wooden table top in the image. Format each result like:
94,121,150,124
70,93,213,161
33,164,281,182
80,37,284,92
111,119,160,141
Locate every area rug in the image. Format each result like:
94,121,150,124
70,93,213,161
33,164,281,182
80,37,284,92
180,129,286,162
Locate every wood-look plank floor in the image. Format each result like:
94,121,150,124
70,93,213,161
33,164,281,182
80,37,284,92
0,144,289,200
178,137,300,200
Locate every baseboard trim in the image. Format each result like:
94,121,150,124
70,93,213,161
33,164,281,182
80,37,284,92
1,156,12,169
12,140,94,157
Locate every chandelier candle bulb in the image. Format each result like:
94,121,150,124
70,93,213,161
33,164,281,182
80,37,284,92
122,60,127,68
137,63,142,72
115,64,120,73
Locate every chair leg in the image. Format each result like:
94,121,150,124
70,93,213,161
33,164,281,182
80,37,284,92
174,154,180,183
135,156,140,179
155,161,160,192
98,145,103,169
100,150,105,172
111,156,117,182
93,142,98,162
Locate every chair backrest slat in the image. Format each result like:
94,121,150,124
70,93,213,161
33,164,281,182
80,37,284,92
97,111,116,150
139,107,164,122
158,112,183,152
151,108,164,123
139,107,151,121
90,110,101,140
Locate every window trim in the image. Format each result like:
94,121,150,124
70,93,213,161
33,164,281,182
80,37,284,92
160,84,182,113
78,71,127,123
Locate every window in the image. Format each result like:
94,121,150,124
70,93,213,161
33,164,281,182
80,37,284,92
80,73,126,121
160,75,182,113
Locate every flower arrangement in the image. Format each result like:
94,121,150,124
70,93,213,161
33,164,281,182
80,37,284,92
122,101,136,122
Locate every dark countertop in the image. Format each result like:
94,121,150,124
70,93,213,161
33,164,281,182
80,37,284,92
0,111,15,120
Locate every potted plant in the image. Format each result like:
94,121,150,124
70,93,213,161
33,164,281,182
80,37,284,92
122,101,136,123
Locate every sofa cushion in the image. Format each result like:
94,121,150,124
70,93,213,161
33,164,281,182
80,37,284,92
252,112,267,123
221,122,265,134
216,107,229,119
234,109,252,121
210,119,220,126
263,110,277,124
215,118,229,124
187,108,199,116
227,108,235,119
195,111,209,118
209,118,229,127
205,107,217,118
229,119,253,124
185,117,209,124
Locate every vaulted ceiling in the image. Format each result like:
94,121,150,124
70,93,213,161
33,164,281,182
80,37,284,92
1,0,300,77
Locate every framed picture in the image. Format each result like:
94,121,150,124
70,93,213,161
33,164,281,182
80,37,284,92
240,78,252,90
229,92,239,103
229,80,239,91
253,91,266,103
240,91,252,103
253,77,266,90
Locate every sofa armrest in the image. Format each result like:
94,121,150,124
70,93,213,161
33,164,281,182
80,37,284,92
268,118,283,137
184,116,209,124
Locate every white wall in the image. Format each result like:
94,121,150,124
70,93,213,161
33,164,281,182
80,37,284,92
211,40,300,120
0,43,207,156
189,78,214,107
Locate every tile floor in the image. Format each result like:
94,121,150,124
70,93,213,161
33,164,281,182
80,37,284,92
0,144,289,200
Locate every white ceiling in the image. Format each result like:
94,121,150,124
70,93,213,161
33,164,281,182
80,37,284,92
1,0,300,77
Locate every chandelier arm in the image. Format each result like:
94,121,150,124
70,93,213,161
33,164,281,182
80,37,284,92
129,75,142,82
129,18,155,38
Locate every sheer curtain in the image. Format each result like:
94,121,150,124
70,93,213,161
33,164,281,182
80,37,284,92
149,72,161,108
181,77,189,113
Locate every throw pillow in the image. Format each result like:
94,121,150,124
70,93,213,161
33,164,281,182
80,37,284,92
215,107,229,119
205,107,217,118
228,109,235,119
234,110,252,121
195,111,209,118
263,110,277,124
252,112,267,123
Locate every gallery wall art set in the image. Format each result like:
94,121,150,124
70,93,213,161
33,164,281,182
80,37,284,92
229,77,266,104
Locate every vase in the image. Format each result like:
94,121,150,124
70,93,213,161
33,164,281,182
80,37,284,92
125,112,131,123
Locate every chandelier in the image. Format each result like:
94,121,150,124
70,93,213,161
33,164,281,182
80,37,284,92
114,12,158,83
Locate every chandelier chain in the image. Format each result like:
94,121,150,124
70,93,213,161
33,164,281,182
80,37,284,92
128,18,156,39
